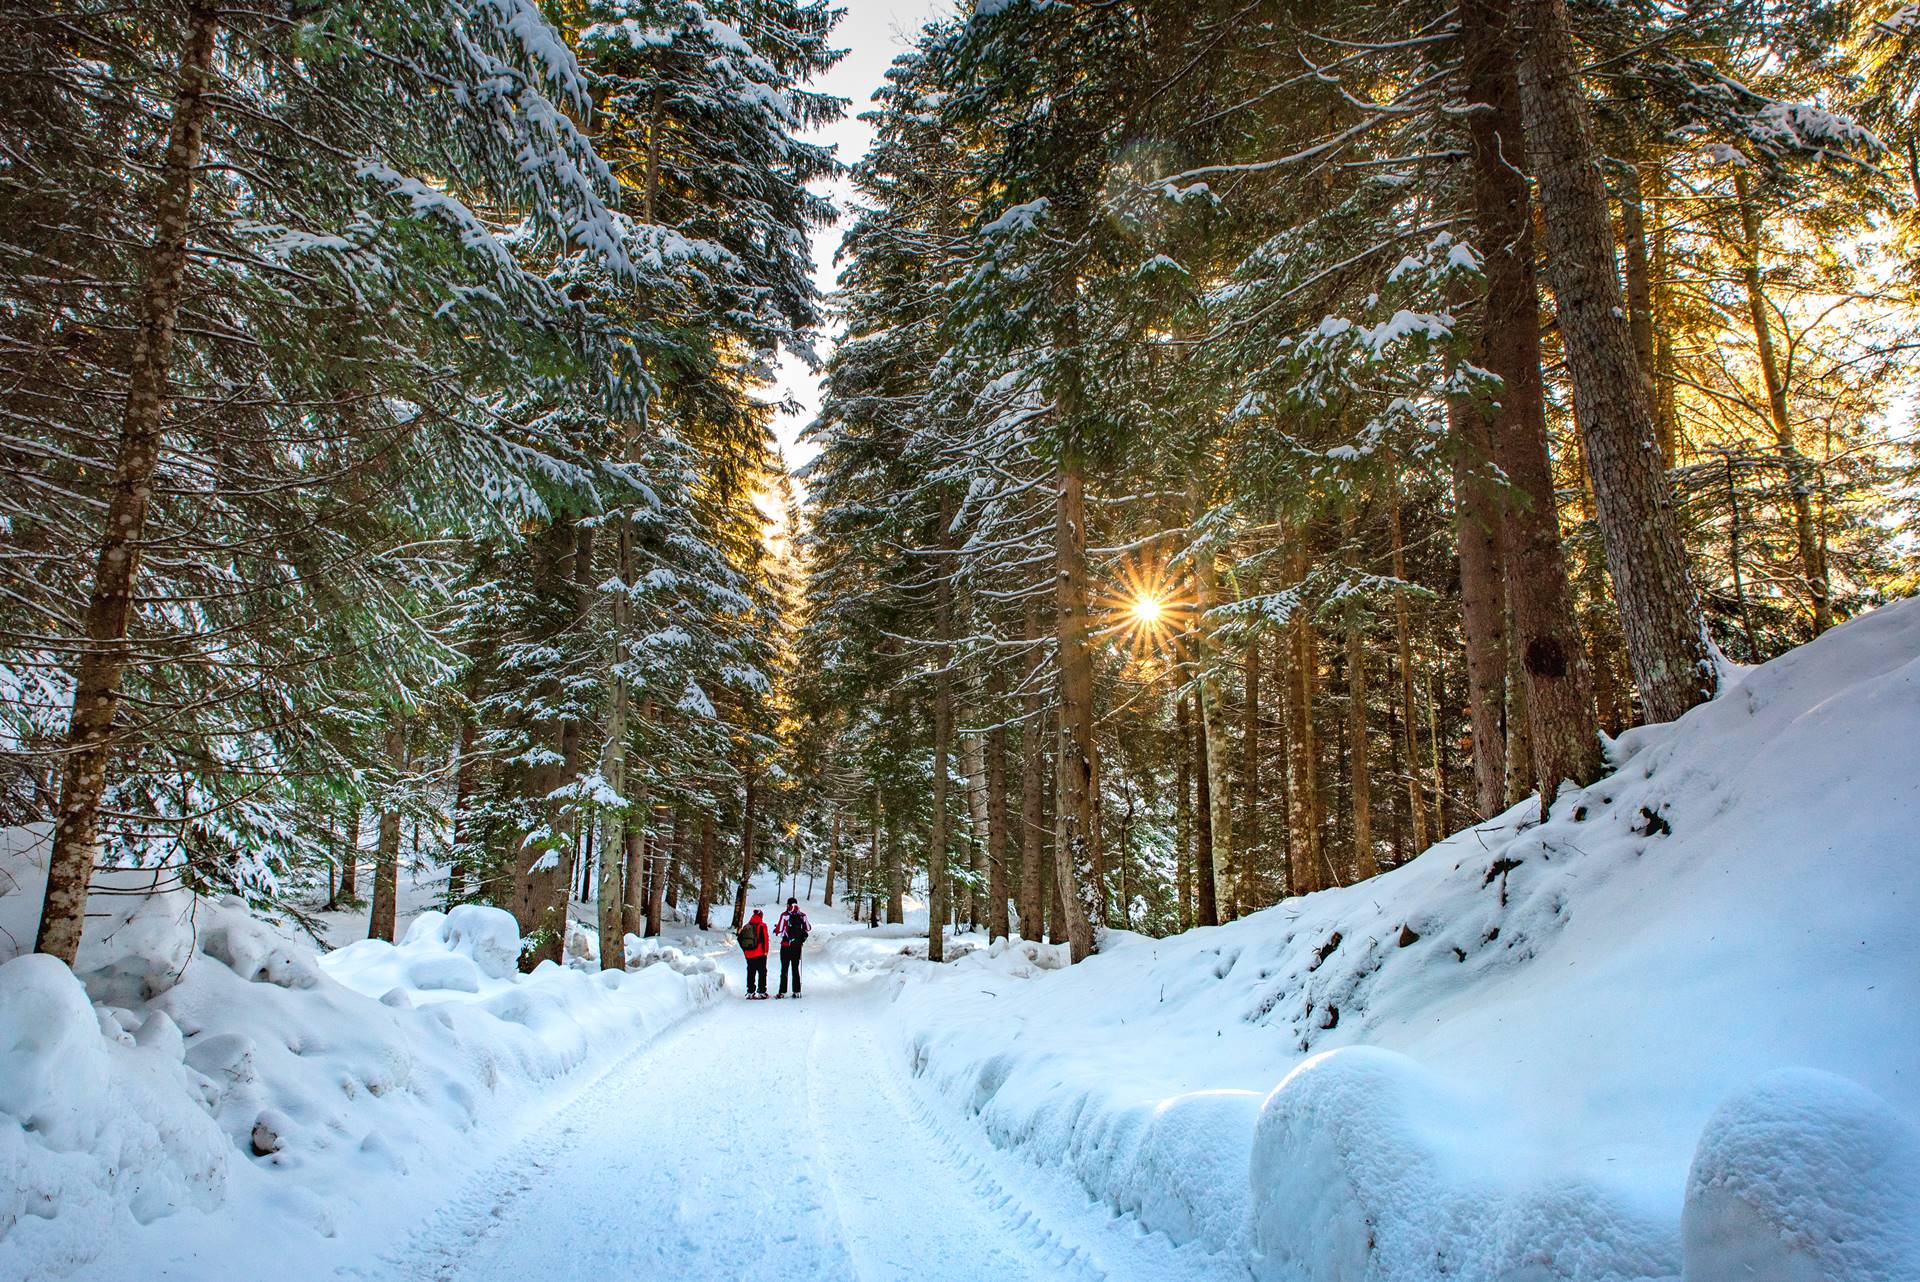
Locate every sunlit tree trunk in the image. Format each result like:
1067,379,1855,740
1239,642,1261,914
1515,0,1717,722
1174,690,1193,928
1389,497,1429,851
369,718,406,942
732,771,755,931
1460,0,1605,805
1019,601,1047,937
37,6,219,963
1053,456,1099,960
1192,518,1233,924
1451,410,1512,820
1735,171,1831,635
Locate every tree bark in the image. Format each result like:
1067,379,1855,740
1289,548,1325,894
962,708,990,930
369,718,405,943
1193,535,1234,925
1239,641,1261,914
1460,0,1606,804
1052,459,1099,961
36,6,220,964
645,802,670,937
1018,602,1047,938
1515,0,1717,722
695,814,715,930
1345,586,1376,881
928,571,955,962
1193,684,1217,920
824,811,839,909
1451,405,1512,820
1734,170,1830,635
985,665,1011,941
732,772,756,930
1174,690,1193,928
340,803,361,904
598,518,633,968
1389,497,1429,852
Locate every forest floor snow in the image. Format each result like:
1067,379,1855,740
881,596,1920,1281
0,833,724,1282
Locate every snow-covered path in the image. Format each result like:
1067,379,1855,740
379,928,1233,1282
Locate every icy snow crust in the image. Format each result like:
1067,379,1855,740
888,598,1920,1280
0,835,721,1280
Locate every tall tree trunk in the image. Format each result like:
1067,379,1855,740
666,806,685,912
1460,0,1605,805
1269,629,1294,894
1504,584,1537,808
622,819,645,942
369,718,406,943
986,665,1011,941
1346,600,1375,881
1052,459,1099,961
824,811,840,909
598,519,633,968
962,712,990,931
1735,171,1830,635
1726,453,1762,658
732,772,756,930
1193,689,1217,924
1389,498,1430,852
449,719,477,906
1451,408,1511,819
1192,523,1233,925
1018,620,1046,938
1289,550,1325,894
36,6,219,963
1618,161,1660,425
1174,690,1193,929
928,572,955,961
1649,167,1679,469
884,781,903,925
646,802,669,937
695,814,715,931
1239,641,1261,914
340,803,361,903
1515,0,1717,722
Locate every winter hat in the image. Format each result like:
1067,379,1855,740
787,897,798,907
751,909,763,918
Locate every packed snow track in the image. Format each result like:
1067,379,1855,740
378,927,1232,1282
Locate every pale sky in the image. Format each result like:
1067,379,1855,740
768,0,950,477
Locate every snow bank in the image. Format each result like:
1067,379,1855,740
0,832,721,1279
888,598,1920,1279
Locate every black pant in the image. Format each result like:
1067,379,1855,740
745,955,767,995
778,943,803,994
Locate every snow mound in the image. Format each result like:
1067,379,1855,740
1683,1069,1920,1281
891,598,1920,1278
0,836,722,1279
0,954,227,1256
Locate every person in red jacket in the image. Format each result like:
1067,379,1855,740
737,909,770,999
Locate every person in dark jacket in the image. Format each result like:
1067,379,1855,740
774,897,810,998
738,909,770,999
